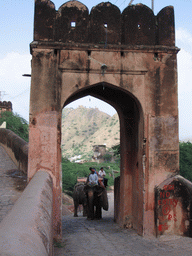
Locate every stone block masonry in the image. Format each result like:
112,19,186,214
29,0,179,239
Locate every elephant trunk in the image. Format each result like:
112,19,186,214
100,189,108,211
87,189,94,219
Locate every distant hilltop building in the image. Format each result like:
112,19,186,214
0,101,12,114
92,145,106,163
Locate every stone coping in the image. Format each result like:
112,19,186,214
0,170,53,256
0,128,28,174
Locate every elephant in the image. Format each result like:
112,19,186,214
72,183,87,217
84,184,108,220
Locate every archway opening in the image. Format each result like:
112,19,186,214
62,82,144,235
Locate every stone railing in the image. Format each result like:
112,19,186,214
155,175,192,237
0,128,28,174
0,170,53,256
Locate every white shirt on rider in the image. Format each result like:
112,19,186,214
99,170,106,178
88,173,98,185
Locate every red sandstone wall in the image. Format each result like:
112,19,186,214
0,170,53,256
34,1,175,46
0,128,28,174
29,0,179,239
155,176,192,237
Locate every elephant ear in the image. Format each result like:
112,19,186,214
101,189,109,211
84,184,89,194
84,184,93,193
95,185,104,194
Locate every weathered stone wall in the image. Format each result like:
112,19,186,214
29,0,179,239
114,176,120,223
0,101,12,112
0,128,28,174
155,175,192,237
0,170,53,256
34,1,175,46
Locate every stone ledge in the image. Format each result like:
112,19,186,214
0,170,53,256
0,128,28,174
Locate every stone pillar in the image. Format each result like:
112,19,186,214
143,51,179,236
28,48,62,241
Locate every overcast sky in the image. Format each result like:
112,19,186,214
0,0,192,141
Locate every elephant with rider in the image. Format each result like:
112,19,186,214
84,167,108,220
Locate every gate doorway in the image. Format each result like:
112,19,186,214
63,83,144,235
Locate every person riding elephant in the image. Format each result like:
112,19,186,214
72,182,87,217
87,167,98,185
99,167,108,187
84,168,108,220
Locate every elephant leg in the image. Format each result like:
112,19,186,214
89,202,94,220
87,205,94,219
83,204,87,217
87,190,94,220
74,201,78,217
95,205,102,219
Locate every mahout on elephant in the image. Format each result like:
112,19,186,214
84,184,108,220
72,182,87,217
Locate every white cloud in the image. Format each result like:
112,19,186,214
176,28,192,51
177,49,192,94
176,28,192,141
0,52,31,121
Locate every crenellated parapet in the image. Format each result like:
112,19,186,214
0,101,12,112
34,0,175,46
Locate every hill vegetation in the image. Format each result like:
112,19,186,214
61,106,120,161
0,111,28,142
179,141,192,182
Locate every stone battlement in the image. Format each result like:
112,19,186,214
0,101,12,112
34,0,175,46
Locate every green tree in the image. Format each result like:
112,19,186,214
0,111,29,142
179,141,192,182
61,158,120,194
103,153,112,162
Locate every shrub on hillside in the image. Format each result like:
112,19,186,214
0,111,28,142
180,141,192,182
62,159,120,195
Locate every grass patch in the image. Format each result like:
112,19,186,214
62,158,120,195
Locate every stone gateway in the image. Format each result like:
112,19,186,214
28,0,179,240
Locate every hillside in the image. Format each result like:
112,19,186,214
61,106,120,160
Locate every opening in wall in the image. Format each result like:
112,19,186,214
71,21,76,28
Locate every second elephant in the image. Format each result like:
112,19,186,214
72,183,87,217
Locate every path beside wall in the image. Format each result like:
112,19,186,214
0,145,26,222
0,128,28,174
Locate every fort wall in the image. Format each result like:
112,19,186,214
0,170,53,256
34,1,175,46
0,129,28,174
29,0,180,240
